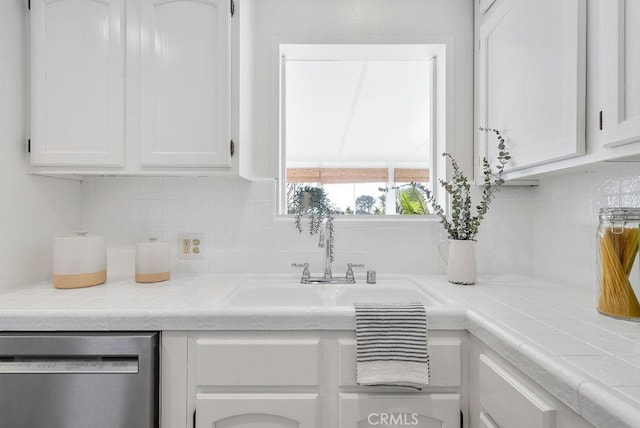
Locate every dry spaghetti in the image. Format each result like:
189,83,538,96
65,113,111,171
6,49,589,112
597,226,640,318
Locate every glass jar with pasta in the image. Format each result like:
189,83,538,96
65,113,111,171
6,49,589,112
597,208,640,319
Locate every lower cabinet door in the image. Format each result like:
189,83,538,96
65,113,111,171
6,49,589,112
479,354,555,428
339,393,460,428
196,393,318,428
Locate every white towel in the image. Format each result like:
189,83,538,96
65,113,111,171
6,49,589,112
355,302,430,389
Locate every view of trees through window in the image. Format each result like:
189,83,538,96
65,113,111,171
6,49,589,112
286,180,431,216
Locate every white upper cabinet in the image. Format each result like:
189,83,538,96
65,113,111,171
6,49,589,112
30,0,126,167
139,0,231,168
477,0,587,175
598,0,640,150
30,0,234,175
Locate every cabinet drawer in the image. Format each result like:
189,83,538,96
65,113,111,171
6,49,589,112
338,337,461,387
195,338,320,386
479,354,556,428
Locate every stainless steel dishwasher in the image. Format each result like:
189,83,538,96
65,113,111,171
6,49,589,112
0,332,159,428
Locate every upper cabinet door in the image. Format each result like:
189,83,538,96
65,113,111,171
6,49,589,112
139,0,231,168
478,0,586,173
31,0,126,167
599,0,640,148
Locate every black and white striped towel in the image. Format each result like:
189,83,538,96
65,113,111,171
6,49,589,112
355,302,430,389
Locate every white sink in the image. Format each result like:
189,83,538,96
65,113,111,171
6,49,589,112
333,284,435,306
221,277,440,307
223,284,324,307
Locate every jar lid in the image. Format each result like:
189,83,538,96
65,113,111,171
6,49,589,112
599,207,640,222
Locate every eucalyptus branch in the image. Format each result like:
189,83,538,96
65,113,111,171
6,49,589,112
388,129,510,241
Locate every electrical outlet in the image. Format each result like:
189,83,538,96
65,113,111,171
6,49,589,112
178,233,204,259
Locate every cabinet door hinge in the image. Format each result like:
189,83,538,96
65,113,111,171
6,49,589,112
230,0,235,17
193,409,196,428
230,139,235,157
27,139,31,153
599,110,603,130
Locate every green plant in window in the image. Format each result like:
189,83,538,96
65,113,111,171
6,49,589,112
288,186,336,261
397,185,429,215
290,185,336,260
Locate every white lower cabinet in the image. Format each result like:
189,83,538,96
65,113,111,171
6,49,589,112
175,330,466,428
479,354,555,428
162,330,598,428
468,335,594,428
196,393,318,427
339,393,460,428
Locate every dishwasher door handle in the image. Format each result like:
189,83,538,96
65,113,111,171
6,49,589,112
0,356,139,374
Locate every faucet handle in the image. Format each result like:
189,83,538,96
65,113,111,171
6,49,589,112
345,263,365,281
291,263,310,281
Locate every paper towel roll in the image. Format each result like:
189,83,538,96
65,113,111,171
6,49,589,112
135,238,171,283
53,232,106,289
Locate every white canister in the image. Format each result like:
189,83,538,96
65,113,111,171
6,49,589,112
135,238,171,283
53,232,106,289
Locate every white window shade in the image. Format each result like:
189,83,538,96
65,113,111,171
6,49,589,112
285,59,432,168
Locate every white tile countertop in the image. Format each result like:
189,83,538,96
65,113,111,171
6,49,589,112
419,274,640,428
0,273,639,427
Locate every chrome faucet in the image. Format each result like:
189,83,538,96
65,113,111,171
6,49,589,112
318,217,333,279
292,216,366,283
292,261,365,284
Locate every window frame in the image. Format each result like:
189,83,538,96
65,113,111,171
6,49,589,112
275,42,448,219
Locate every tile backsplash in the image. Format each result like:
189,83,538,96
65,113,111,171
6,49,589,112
530,162,640,288
80,176,533,277
79,161,640,285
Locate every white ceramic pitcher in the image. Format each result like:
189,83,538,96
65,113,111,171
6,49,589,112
439,239,477,285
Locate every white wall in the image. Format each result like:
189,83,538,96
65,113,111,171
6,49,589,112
241,0,475,178
0,0,81,288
